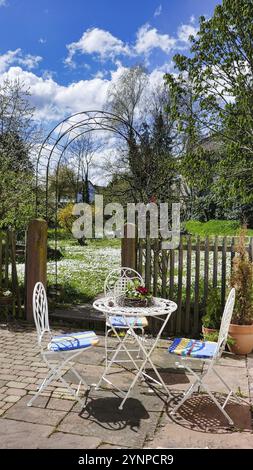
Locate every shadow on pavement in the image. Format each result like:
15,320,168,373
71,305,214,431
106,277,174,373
166,393,252,434
79,396,149,432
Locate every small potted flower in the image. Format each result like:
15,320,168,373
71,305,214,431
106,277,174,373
0,288,14,305
122,279,153,307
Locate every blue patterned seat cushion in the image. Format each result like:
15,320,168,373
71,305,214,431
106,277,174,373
168,337,217,359
107,316,148,328
48,331,99,352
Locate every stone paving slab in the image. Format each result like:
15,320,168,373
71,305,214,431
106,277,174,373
150,422,253,449
75,347,105,366
57,396,160,448
203,365,249,396
25,395,76,412
0,419,54,449
218,353,247,368
39,432,102,449
3,395,68,426
247,353,253,402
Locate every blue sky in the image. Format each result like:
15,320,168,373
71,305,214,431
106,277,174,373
0,0,221,123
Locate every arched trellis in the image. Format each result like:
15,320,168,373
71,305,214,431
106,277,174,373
35,110,141,290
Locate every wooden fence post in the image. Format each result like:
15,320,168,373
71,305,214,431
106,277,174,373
121,223,136,270
25,219,47,321
9,231,22,316
176,237,183,334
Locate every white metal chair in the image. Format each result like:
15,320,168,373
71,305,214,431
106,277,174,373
168,288,241,425
103,267,148,367
27,282,99,407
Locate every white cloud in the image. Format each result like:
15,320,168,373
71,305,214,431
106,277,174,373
17,54,42,69
135,23,176,56
93,70,106,79
0,49,42,73
0,49,20,73
64,21,197,67
0,0,7,7
0,66,110,122
177,23,198,43
65,28,130,66
190,15,196,24
39,38,47,44
154,4,162,17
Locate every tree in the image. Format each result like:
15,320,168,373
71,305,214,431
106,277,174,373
0,132,33,172
165,0,253,223
49,165,77,204
0,78,39,165
128,109,177,204
0,155,34,232
101,174,133,206
106,65,148,131
58,203,75,233
179,136,227,221
67,133,101,204
105,67,178,205
0,79,39,230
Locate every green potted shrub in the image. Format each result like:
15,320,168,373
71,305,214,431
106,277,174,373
202,287,235,347
202,287,222,338
229,228,253,355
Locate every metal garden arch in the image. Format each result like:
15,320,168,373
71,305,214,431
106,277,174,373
35,110,141,290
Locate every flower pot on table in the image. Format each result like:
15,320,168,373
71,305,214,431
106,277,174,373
118,297,153,308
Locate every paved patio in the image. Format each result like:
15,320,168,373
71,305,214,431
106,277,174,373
0,320,252,449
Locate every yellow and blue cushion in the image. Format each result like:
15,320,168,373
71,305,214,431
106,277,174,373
48,331,99,352
107,316,148,328
168,337,217,359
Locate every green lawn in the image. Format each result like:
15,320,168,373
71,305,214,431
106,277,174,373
184,220,253,237
47,234,121,305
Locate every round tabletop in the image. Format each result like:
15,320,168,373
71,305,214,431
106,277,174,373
93,296,177,317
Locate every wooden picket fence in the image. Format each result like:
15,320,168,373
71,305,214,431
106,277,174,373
136,235,253,337
0,230,22,317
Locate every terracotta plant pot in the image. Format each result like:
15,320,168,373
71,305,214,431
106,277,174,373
228,323,253,355
0,296,14,306
202,326,218,337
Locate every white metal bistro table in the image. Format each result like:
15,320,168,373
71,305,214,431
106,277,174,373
93,296,177,409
